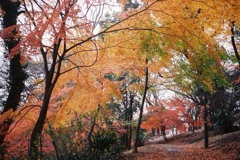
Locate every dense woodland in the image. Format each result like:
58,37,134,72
0,0,239,159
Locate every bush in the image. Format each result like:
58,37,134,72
86,129,123,160
45,114,124,159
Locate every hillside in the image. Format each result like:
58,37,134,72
124,130,240,160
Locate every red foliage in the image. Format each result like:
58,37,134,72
142,97,195,133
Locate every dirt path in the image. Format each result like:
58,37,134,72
124,131,240,160
143,136,185,159
124,143,185,160
161,144,181,160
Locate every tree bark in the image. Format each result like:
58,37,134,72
192,120,195,134
230,21,240,68
128,92,134,150
87,106,100,157
0,0,26,147
28,87,53,158
28,49,60,158
133,59,148,153
123,92,129,148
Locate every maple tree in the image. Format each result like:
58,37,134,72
142,95,189,136
103,28,172,152
13,0,159,158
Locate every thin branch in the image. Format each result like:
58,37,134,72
7,105,41,134
65,0,165,53
162,84,198,102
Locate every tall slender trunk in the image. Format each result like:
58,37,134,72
123,94,129,148
230,21,240,68
88,107,100,156
192,120,195,134
129,125,132,150
28,56,60,158
0,0,26,147
28,87,53,158
128,93,134,150
133,59,148,153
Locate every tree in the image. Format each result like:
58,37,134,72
130,31,169,153
142,96,188,137
104,71,141,150
0,0,27,150
18,0,102,157
230,21,240,68
133,58,148,153
17,0,159,158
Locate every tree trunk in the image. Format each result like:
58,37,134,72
128,93,134,150
0,0,26,147
87,106,100,157
129,125,132,150
28,62,58,158
28,19,64,157
192,120,195,134
230,21,240,68
124,96,129,148
133,59,148,153
28,94,52,158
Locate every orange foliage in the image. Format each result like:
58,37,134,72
142,106,182,129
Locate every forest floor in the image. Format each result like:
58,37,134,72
123,130,240,160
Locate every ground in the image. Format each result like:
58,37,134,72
123,130,240,160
